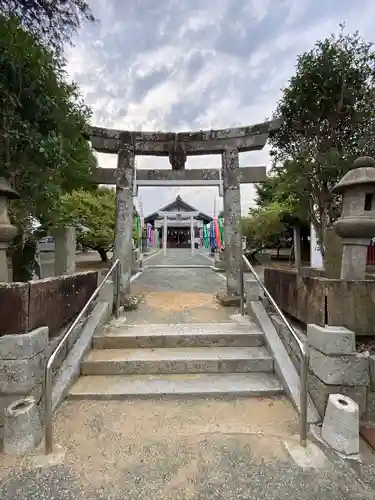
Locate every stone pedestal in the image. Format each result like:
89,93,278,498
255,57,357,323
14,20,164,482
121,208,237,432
53,226,76,276
114,140,135,298
222,148,242,296
322,394,359,455
340,239,368,280
3,397,42,455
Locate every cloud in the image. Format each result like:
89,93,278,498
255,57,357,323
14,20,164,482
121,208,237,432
66,0,375,216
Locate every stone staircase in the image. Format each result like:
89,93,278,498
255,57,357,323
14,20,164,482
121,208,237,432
68,321,284,399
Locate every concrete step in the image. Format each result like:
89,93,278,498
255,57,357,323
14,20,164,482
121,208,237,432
68,372,284,400
81,346,274,375
94,322,264,349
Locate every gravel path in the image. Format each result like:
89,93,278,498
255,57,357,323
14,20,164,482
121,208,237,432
126,249,235,324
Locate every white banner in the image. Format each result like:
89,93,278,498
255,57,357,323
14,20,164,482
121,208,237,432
310,223,323,269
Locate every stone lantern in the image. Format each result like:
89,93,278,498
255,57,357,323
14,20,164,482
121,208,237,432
0,178,20,282
332,157,375,280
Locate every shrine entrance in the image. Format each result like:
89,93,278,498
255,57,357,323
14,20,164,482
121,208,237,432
89,120,281,298
167,228,189,248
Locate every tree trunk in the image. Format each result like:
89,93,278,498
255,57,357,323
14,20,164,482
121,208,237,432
97,248,108,262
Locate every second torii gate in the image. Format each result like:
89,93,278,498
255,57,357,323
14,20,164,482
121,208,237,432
89,119,281,300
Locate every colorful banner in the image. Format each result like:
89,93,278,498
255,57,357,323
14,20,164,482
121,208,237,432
218,217,224,246
214,216,221,248
209,220,216,250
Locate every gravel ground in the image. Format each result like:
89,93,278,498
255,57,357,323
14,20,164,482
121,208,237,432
1,397,375,499
127,249,236,324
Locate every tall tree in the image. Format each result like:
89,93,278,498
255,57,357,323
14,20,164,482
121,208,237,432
55,188,115,262
0,0,95,53
0,16,96,279
269,26,375,257
53,188,142,262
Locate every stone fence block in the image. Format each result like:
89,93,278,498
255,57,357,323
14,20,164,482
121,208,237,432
307,324,356,356
309,347,369,386
0,352,45,394
99,280,114,306
28,271,98,337
245,279,262,302
0,282,29,336
0,327,48,360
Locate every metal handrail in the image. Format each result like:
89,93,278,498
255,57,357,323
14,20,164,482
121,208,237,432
240,254,309,447
44,259,121,454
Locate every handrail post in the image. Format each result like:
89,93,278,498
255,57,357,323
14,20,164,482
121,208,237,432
300,344,309,447
44,364,53,454
115,261,121,318
44,259,120,454
241,253,309,448
239,257,245,315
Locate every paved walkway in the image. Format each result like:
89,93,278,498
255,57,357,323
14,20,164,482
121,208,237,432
128,249,234,324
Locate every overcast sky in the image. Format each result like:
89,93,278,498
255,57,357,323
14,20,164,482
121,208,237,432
66,0,375,218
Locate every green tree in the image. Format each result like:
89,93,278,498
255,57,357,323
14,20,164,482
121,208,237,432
56,188,115,262
0,17,96,279
242,202,287,252
254,169,309,226
54,188,142,261
269,26,375,257
0,1,95,54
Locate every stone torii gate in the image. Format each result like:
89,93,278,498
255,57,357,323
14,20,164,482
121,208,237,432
89,120,281,300
157,210,200,255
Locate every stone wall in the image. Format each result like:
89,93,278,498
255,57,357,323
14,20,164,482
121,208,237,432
0,309,92,430
307,324,375,421
262,300,375,423
264,267,375,336
0,271,98,337
0,279,114,445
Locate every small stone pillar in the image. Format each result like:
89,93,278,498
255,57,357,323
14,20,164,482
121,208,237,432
3,397,42,455
163,216,167,256
114,136,135,298
0,178,19,282
332,156,375,280
222,148,242,296
293,226,301,269
53,226,76,276
190,216,194,254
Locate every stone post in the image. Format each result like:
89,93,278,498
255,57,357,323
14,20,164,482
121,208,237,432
163,216,167,256
293,226,301,269
221,148,242,296
53,227,76,276
114,138,135,298
190,216,194,254
0,179,19,282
